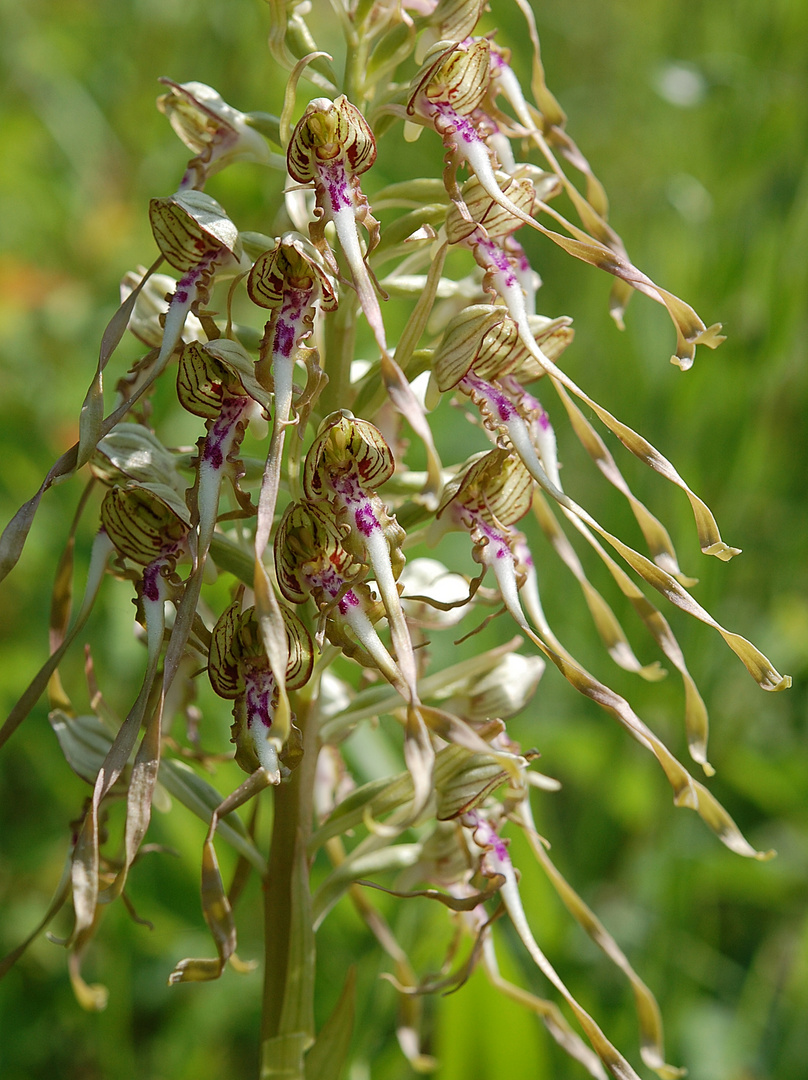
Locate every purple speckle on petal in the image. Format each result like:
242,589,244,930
203,444,224,469
338,589,361,615
142,562,162,602
274,319,296,358
491,834,509,863
440,106,478,146
354,502,380,537
245,671,275,730
462,373,518,422
494,391,517,422
476,240,519,290
202,395,247,468
321,161,352,213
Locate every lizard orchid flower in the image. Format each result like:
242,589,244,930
168,600,313,987
243,234,338,739
176,342,255,566
437,447,535,638
434,310,788,696
247,233,337,557
148,190,245,375
87,481,194,904
287,96,443,493
432,303,742,565
209,600,313,778
409,38,725,367
100,482,190,653
275,498,403,686
442,454,782,856
302,412,419,700
276,495,436,813
286,96,385,354
158,79,274,190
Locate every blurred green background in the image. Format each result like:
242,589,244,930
0,0,806,1077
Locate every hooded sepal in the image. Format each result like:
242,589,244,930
148,190,242,275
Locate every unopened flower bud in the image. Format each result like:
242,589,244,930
92,424,187,496
399,558,471,629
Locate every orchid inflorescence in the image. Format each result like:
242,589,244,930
0,1,790,1076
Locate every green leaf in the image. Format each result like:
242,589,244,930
304,968,356,1080
157,758,265,873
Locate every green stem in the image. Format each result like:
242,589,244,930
342,11,368,107
320,288,358,416
261,699,318,1049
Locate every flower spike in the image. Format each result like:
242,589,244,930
3,8,791,1075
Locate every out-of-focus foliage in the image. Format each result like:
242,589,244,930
0,1,805,1078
